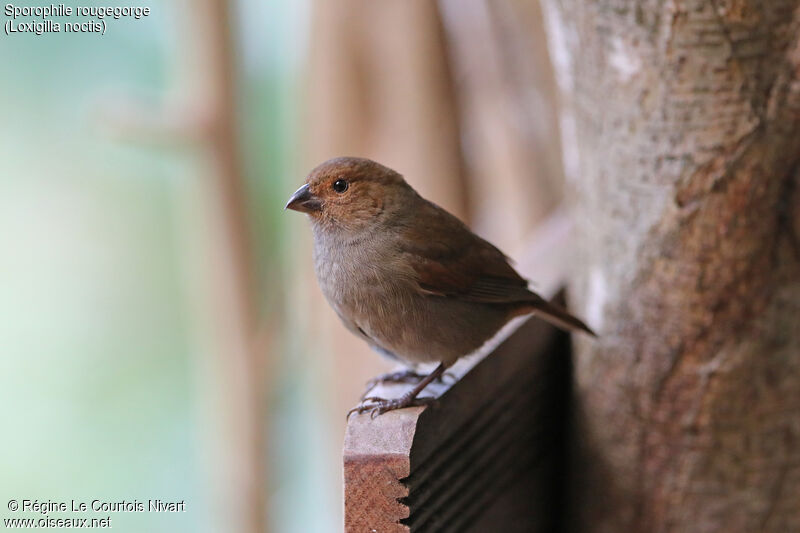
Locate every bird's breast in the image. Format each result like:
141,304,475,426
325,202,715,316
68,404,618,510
313,236,408,316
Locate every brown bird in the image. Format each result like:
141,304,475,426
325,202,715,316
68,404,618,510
286,157,594,417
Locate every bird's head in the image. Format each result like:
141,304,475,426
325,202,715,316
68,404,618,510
285,157,413,233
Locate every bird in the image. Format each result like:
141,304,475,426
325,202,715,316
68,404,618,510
285,157,595,417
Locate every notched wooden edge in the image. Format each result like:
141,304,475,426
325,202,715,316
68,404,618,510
343,313,562,532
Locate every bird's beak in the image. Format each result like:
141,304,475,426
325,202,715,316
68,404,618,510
285,183,322,213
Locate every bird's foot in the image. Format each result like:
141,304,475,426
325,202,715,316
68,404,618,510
361,369,457,399
347,395,437,419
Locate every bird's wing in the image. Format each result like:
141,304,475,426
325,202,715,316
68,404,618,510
396,200,537,305
396,200,597,336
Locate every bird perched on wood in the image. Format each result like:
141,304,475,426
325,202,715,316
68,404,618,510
286,157,595,417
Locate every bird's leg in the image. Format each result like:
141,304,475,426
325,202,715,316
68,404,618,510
349,363,447,419
361,367,458,399
361,369,425,399
367,369,426,387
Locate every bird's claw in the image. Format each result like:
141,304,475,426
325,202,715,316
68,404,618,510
347,395,437,419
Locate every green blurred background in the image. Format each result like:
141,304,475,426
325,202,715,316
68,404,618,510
0,1,326,531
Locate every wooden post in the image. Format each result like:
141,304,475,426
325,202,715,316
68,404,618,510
344,314,570,533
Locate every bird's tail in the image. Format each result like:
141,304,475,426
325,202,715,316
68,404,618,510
519,297,596,337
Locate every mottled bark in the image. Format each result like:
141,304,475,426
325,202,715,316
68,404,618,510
541,0,800,531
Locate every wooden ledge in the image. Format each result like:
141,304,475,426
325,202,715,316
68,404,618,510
344,313,571,532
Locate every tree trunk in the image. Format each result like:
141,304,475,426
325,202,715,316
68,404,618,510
541,1,800,531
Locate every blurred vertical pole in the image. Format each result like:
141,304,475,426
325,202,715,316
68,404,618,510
173,1,266,533
437,0,565,253
303,0,468,525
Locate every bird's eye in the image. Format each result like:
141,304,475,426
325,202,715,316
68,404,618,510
332,179,349,193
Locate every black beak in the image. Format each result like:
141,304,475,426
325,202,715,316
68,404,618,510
285,184,322,213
